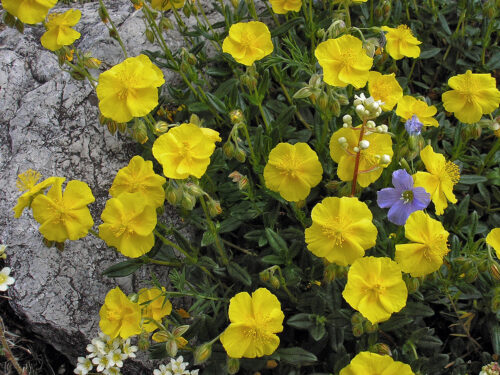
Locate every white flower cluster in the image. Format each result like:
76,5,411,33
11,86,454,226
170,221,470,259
353,93,384,120
74,332,138,375
480,362,500,375
153,356,199,375
0,246,15,292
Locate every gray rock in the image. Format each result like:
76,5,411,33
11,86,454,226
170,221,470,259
0,0,212,372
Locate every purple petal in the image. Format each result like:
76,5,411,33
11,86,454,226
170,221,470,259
392,169,414,190
387,201,416,226
412,187,431,210
377,188,401,208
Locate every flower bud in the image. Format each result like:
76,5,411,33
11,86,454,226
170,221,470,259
491,264,500,281
380,154,391,164
259,269,270,283
185,182,204,197
364,320,378,333
352,323,364,337
98,5,109,23
343,114,352,124
160,18,174,30
317,92,329,112
194,342,212,365
266,360,278,369
132,120,148,144
223,142,235,159
154,121,169,135
70,70,86,81
370,343,392,356
359,140,370,149
109,29,119,40
293,87,312,100
145,29,155,43
329,98,341,117
338,137,347,144
461,122,482,140
238,176,249,190
84,57,102,69
117,122,127,133
235,148,246,163
165,184,182,206
183,5,191,17
366,120,376,128
338,94,349,106
138,331,151,351
270,275,281,289
166,340,178,357
207,199,222,217
351,312,364,326
107,121,118,135
230,109,244,124
404,274,420,294
181,194,196,211
3,12,16,28
353,146,360,153
227,357,240,375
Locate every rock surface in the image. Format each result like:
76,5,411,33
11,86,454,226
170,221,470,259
0,0,210,372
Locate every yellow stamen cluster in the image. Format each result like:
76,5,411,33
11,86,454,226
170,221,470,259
16,169,42,192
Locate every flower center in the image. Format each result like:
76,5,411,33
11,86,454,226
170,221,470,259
106,309,122,321
0,274,7,284
401,190,414,203
16,169,42,192
241,326,273,345
444,161,460,185
340,48,356,69
321,217,350,246
117,88,129,101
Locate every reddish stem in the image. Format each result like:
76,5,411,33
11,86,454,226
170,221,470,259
350,120,367,197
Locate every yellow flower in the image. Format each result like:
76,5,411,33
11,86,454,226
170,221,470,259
2,0,57,24
13,170,61,218
31,179,95,242
110,156,166,208
329,126,393,187
442,70,500,124
263,142,323,202
315,35,373,88
486,228,500,259
99,287,142,339
340,351,415,375
305,197,377,266
395,211,450,277
40,9,81,51
220,288,284,358
342,256,408,324
151,0,185,10
98,192,157,258
96,54,165,123
138,287,172,332
381,25,422,60
413,145,460,215
152,123,220,179
269,0,301,14
396,96,439,127
368,71,403,111
222,22,274,66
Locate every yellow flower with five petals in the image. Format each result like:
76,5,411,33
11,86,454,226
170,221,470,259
96,54,165,123
442,70,500,124
138,287,172,332
152,123,220,179
368,71,403,111
222,22,274,66
99,287,142,339
342,256,408,324
486,228,500,259
381,25,421,60
305,197,377,266
315,35,373,88
395,211,450,277
220,288,284,358
413,145,460,215
263,142,323,202
2,0,57,24
396,96,439,127
31,179,95,242
41,9,81,51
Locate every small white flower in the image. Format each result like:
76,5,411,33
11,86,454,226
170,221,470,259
342,114,352,124
190,370,199,375
121,339,138,359
74,357,93,375
107,349,126,368
153,364,173,375
0,267,15,291
103,367,122,375
92,355,111,372
87,337,106,358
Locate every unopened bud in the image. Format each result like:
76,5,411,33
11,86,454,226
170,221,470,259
235,148,246,163
371,343,392,356
380,154,391,164
14,19,24,34
404,274,420,294
352,323,364,337
207,199,222,217
132,120,148,144
165,185,182,205
55,242,65,252
117,122,127,133
107,121,118,135
238,177,249,190
317,92,329,111
145,29,155,43
98,5,109,23
259,269,270,282
166,340,178,357
84,57,102,69
185,182,204,197
270,275,280,289
491,264,500,281
266,360,278,369
109,29,119,40
70,70,86,81
230,110,244,124
223,142,235,158
160,18,174,30
353,146,360,153
329,98,341,117
181,194,196,211
343,114,352,124
183,5,191,17
227,358,240,375
194,342,212,365
154,121,169,135
351,312,364,325
364,320,378,333
359,140,370,149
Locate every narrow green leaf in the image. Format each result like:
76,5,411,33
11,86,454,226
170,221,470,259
102,259,143,277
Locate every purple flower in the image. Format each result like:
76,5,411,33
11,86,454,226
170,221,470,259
377,169,431,225
405,115,423,136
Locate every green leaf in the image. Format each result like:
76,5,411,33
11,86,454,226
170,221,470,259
227,262,252,286
260,254,285,265
403,302,435,317
458,175,487,185
273,347,318,366
265,228,288,255
205,92,227,114
437,13,451,35
102,259,143,277
287,313,314,329
201,231,216,247
188,102,210,112
419,47,441,59
379,316,413,332
310,322,326,341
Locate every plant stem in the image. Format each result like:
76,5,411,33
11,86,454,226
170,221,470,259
240,121,258,166
0,316,26,375
351,119,367,196
199,196,229,265
154,229,197,263
478,138,500,175
98,0,128,58
141,255,182,267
